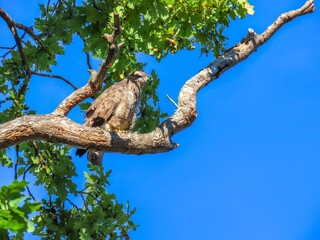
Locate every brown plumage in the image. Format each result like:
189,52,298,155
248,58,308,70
76,71,149,165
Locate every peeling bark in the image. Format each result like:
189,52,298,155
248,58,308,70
0,0,315,154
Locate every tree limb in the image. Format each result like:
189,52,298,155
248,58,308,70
15,22,49,52
0,1,315,154
0,9,33,99
0,115,176,153
0,8,30,73
31,71,78,90
53,12,122,116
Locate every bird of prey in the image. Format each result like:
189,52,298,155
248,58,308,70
76,71,149,165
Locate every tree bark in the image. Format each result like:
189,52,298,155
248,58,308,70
0,0,315,154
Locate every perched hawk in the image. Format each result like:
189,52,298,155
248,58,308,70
76,71,149,165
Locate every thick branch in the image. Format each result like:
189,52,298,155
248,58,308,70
0,1,315,153
0,115,176,154
53,12,122,116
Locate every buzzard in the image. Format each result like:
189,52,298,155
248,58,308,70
76,71,149,165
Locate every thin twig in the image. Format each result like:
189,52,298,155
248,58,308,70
23,164,34,181
14,145,19,180
0,97,13,107
32,71,78,90
66,198,80,211
79,35,93,69
79,190,108,211
23,164,36,201
1,46,15,58
79,192,91,212
0,31,27,59
15,22,48,51
31,141,53,173
26,186,36,201
166,94,178,108
85,52,92,70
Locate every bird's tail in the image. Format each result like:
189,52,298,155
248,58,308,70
76,149,104,166
87,151,104,166
75,148,86,157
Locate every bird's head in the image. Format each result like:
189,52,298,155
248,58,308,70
128,71,149,86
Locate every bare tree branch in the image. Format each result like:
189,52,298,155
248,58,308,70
0,1,315,154
79,37,93,70
85,52,92,70
14,145,19,180
0,97,13,107
31,71,78,90
166,94,178,108
53,12,122,116
23,163,36,201
0,46,12,49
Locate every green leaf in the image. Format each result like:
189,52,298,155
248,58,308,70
0,181,40,234
79,102,91,111
127,2,135,9
0,150,12,167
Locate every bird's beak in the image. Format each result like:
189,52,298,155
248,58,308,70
142,76,149,82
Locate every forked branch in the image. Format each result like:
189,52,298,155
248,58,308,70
0,8,30,76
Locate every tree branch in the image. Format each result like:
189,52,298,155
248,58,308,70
15,22,49,51
31,71,78,90
85,52,92,70
53,12,122,116
0,97,13,107
0,1,315,154
0,8,30,77
0,115,176,153
0,8,32,98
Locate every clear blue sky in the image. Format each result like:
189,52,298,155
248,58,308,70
1,1,320,240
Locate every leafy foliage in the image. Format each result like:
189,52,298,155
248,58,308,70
0,0,253,238
0,180,40,238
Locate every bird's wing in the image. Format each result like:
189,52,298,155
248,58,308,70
84,80,128,127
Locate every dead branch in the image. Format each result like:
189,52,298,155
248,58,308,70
0,1,315,154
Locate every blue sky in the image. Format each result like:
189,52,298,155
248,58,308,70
1,1,320,240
